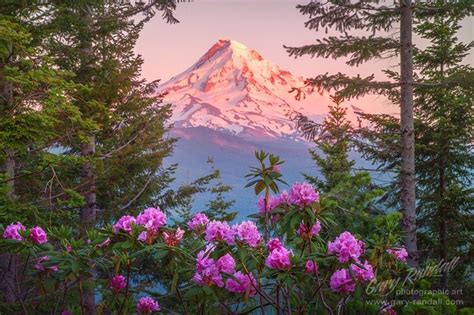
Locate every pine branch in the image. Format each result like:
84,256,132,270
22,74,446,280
305,72,398,99
285,36,399,66
297,0,400,33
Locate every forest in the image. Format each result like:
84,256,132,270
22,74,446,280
0,0,473,314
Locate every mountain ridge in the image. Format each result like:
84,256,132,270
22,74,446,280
159,39,339,139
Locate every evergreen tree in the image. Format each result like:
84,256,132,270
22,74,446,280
294,97,383,234
0,3,83,304
353,0,473,296
296,96,354,192
413,1,473,292
29,2,184,311
285,0,419,266
286,0,472,267
205,158,236,222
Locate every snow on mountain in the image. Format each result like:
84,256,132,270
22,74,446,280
159,39,342,140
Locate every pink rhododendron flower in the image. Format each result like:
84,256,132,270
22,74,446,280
288,182,319,207
380,303,397,315
305,260,318,274
193,248,238,288
297,220,321,239
216,253,236,274
113,215,136,234
265,246,292,270
193,249,230,288
96,237,111,248
163,227,185,247
267,238,283,252
330,269,356,293
30,226,48,245
187,212,209,231
204,220,235,245
257,195,279,214
110,274,127,292
137,230,159,244
225,271,257,296
234,221,262,248
136,207,167,232
327,231,365,263
275,190,290,207
34,256,58,272
61,311,72,315
387,247,408,262
3,222,26,241
136,296,160,314
350,260,375,282
272,164,281,173
193,262,223,287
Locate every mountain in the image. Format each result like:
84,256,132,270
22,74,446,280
159,39,367,216
159,39,340,140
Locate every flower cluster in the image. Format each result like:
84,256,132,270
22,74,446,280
257,195,279,214
187,213,209,232
113,207,167,244
350,260,375,282
233,221,262,248
3,222,48,245
297,220,321,239
34,256,58,272
327,232,374,293
327,231,365,263
305,260,318,274
136,296,160,314
163,227,185,247
3,222,26,241
136,207,167,232
330,269,355,293
267,238,283,252
110,275,127,293
265,239,292,270
225,271,257,296
288,182,319,207
113,215,136,234
205,220,235,245
193,249,236,287
387,247,408,262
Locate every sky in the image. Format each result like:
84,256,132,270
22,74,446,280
135,0,473,114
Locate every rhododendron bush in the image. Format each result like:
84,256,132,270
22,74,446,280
1,152,417,314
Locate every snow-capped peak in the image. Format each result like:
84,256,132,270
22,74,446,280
159,39,333,139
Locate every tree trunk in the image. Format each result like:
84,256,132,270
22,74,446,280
0,150,18,303
399,0,418,268
78,5,96,314
0,41,18,303
438,166,448,289
80,137,97,232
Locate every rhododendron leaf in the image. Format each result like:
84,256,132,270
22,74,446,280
153,249,168,260
244,179,260,188
290,214,302,230
247,213,262,219
269,182,278,193
171,270,179,293
255,182,265,195
184,287,203,299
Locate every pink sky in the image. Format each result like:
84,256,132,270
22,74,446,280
135,0,473,115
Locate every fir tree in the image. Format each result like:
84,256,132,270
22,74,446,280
286,0,472,267
294,97,383,234
0,3,85,304
296,96,354,192
33,2,184,311
413,1,473,292
352,0,473,295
